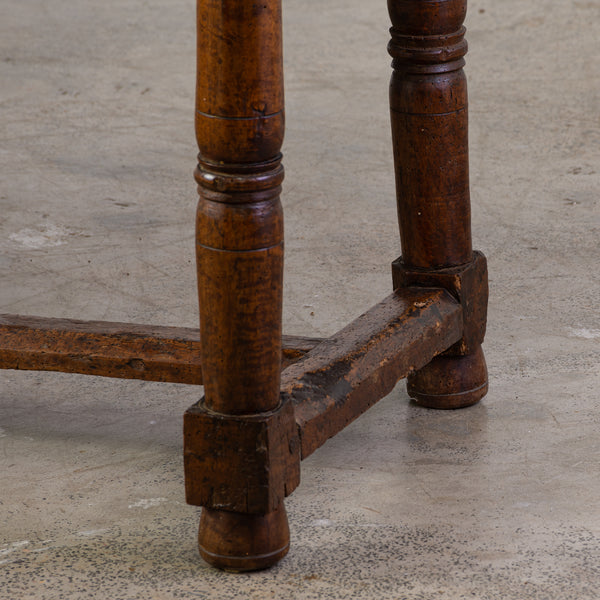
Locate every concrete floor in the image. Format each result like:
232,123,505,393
1,0,599,597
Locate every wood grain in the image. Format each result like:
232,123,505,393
190,0,291,570
0,314,322,384
388,0,489,408
281,287,463,458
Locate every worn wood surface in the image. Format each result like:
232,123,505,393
388,0,489,409
1,0,491,572
388,0,472,269
392,250,488,356
184,398,300,514
195,0,285,416
0,314,322,384
281,287,463,459
190,0,291,571
197,505,290,572
406,344,488,409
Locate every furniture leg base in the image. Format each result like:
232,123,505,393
198,505,290,572
407,345,488,409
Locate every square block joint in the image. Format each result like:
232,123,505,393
184,397,300,515
392,250,488,355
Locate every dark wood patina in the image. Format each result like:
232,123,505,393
0,0,489,572
0,315,323,384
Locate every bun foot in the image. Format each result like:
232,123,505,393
407,345,488,409
198,505,290,572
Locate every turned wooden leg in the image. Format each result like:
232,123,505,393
388,0,488,408
183,0,299,571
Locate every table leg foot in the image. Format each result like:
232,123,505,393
198,505,290,572
407,344,488,409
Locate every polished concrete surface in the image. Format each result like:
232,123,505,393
1,0,599,598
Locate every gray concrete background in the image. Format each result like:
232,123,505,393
1,0,599,598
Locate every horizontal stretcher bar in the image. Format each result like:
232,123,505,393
281,287,463,459
0,315,323,384
1,286,462,461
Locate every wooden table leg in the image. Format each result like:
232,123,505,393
388,0,489,408
185,0,293,571
0,0,493,574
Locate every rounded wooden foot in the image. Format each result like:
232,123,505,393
407,345,488,409
198,505,290,572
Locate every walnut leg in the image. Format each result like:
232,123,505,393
388,0,488,408
184,0,293,571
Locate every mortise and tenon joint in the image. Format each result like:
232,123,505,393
393,250,488,357
183,398,300,515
